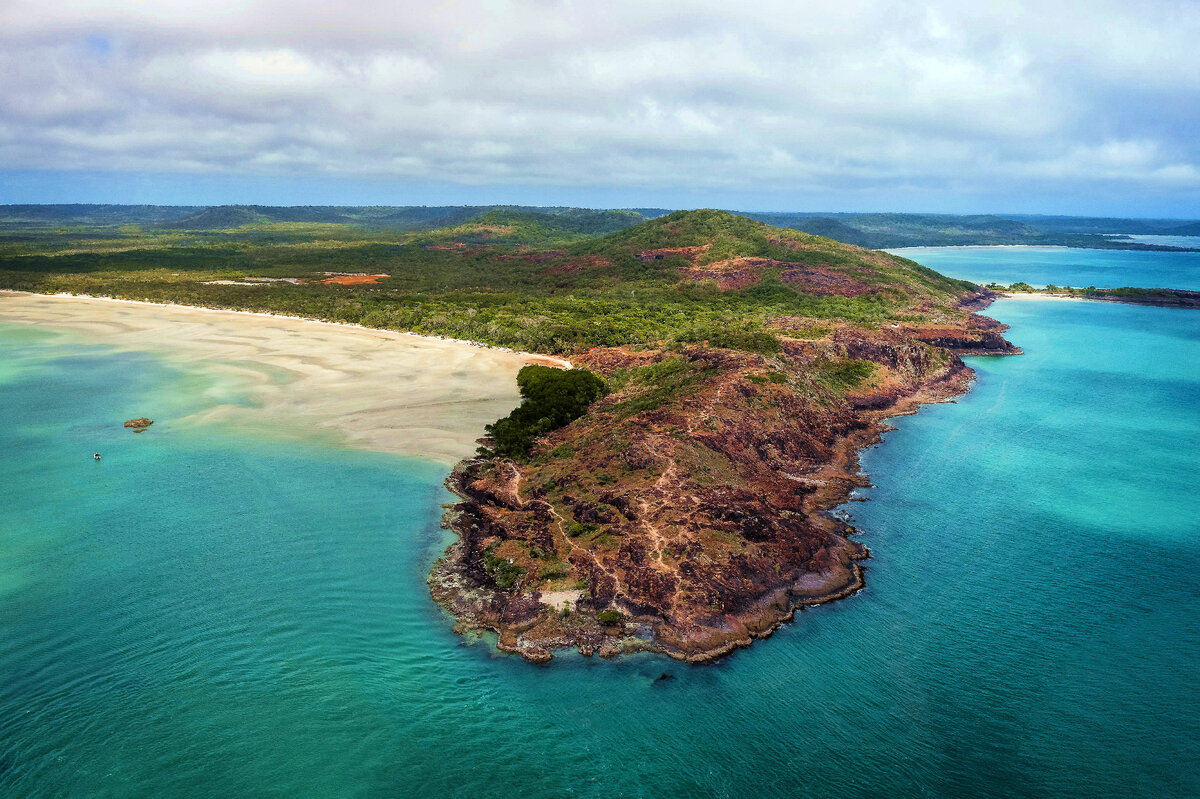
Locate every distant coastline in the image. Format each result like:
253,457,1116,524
888,242,1200,254
993,286,1200,309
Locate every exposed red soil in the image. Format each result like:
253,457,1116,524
428,299,1016,663
322,274,389,286
678,256,876,295
574,346,669,371
636,245,711,262
780,264,876,296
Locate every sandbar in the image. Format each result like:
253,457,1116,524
0,292,565,464
998,292,1084,301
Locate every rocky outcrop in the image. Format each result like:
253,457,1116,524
428,297,1014,663
123,417,153,432
906,312,1023,356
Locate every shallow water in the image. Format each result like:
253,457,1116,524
1118,234,1200,249
2,256,1199,796
890,245,1200,290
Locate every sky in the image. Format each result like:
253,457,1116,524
1,0,1198,216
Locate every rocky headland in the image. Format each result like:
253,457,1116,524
430,290,1016,663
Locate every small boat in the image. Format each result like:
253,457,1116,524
93,453,102,461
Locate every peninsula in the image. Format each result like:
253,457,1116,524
9,205,1192,661
421,212,1019,661
0,207,1033,661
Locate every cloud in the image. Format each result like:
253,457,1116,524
0,0,1197,211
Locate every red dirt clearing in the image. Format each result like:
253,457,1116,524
322,274,389,285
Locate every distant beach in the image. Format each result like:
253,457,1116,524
999,293,1082,301
0,292,563,464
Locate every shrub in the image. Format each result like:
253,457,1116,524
816,358,876,391
538,563,571,580
481,544,526,590
790,324,832,340
566,521,598,538
677,322,781,354
596,610,623,626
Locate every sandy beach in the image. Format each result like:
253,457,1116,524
998,292,1085,301
0,292,566,464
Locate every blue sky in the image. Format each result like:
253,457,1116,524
1,1,1198,216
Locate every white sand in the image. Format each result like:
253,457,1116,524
0,292,568,465
538,589,583,610
998,292,1086,301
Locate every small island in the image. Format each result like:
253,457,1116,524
124,417,154,432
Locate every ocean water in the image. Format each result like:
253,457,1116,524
1118,234,1200,249
890,245,1200,290
2,259,1199,797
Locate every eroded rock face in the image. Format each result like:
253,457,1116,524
906,314,1023,355
429,305,1006,663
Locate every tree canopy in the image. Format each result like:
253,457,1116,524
484,365,608,458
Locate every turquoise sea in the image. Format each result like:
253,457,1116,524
2,248,1199,797
891,245,1200,290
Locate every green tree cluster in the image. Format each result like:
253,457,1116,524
481,544,526,590
484,365,608,458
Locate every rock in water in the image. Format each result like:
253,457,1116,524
123,418,154,432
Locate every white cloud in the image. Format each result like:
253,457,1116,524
0,0,1196,209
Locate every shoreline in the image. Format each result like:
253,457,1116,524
0,290,573,364
0,291,565,465
996,292,1082,301
998,289,1200,309
887,243,1200,254
1,289,1003,665
428,313,1001,664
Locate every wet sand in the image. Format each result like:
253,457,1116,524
0,292,566,464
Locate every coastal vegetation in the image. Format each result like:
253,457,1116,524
0,204,1105,661
483,365,608,458
987,281,1200,308
0,207,979,354
741,211,1200,250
